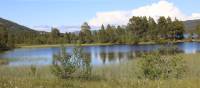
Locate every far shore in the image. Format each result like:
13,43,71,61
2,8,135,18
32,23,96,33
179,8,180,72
16,43,113,48
16,39,200,48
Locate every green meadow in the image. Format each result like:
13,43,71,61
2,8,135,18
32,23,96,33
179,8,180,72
1,53,200,88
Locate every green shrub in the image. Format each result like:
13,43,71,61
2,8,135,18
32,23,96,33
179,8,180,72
138,52,186,80
51,45,92,79
51,46,81,79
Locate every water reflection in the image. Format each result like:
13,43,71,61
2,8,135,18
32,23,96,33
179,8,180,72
178,42,200,54
0,42,200,66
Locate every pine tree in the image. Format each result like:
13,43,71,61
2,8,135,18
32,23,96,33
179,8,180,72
172,18,185,39
79,22,92,43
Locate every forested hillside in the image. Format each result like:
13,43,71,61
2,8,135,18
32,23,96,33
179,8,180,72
0,18,36,33
0,18,39,50
184,19,200,33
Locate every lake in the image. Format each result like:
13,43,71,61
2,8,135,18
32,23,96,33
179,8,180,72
0,42,200,66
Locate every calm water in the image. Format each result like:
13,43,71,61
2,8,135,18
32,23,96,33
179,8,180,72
0,42,200,66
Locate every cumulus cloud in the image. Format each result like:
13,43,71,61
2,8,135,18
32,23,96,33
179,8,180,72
88,0,200,26
189,13,200,20
89,11,130,26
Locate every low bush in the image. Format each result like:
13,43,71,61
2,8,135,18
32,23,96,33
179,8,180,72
138,52,186,80
51,45,92,79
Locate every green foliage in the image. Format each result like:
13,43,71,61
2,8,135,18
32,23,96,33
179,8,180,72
158,16,167,38
195,24,200,37
0,26,8,50
0,16,185,48
172,18,185,39
0,24,15,50
148,17,157,40
51,46,81,79
97,24,110,43
49,28,61,44
79,22,93,43
51,45,92,79
138,52,186,80
2,53,200,88
7,34,15,48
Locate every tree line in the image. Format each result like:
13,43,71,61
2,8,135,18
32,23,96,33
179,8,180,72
0,24,15,50
36,16,184,44
0,16,185,50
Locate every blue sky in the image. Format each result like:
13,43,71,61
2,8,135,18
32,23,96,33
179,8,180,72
0,0,200,32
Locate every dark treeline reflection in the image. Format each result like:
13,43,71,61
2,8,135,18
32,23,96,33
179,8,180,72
82,47,184,65
81,51,138,65
95,51,140,65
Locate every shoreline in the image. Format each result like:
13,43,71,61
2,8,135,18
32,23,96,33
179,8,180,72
16,39,200,48
16,43,113,48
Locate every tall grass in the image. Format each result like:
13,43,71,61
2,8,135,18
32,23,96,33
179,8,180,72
1,53,200,88
0,59,8,65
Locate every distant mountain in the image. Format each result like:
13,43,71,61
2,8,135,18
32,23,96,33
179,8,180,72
32,25,82,33
184,19,200,33
0,17,37,33
32,25,102,33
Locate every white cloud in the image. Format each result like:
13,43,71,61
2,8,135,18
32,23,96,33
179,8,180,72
189,13,200,20
88,0,200,26
130,0,186,20
89,11,130,26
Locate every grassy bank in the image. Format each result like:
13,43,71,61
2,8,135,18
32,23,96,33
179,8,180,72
1,53,200,88
0,59,8,65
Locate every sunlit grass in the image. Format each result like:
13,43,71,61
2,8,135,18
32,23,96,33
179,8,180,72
0,59,8,65
1,53,200,88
